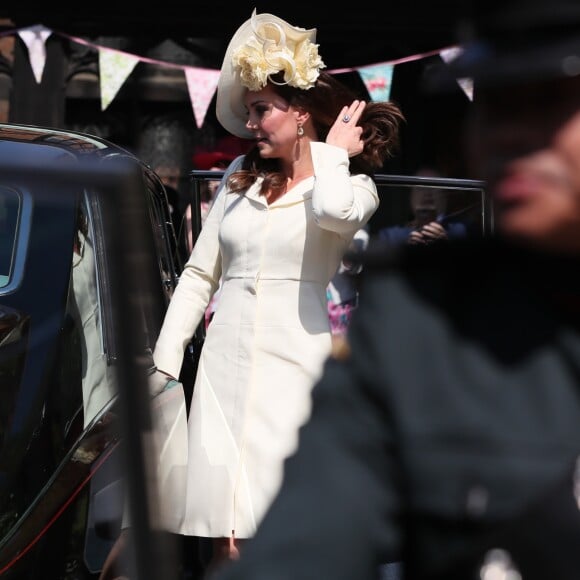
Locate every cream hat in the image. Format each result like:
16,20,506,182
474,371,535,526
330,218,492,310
216,9,325,139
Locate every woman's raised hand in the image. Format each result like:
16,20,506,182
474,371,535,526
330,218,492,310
326,100,366,158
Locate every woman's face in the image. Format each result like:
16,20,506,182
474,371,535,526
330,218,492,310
473,75,580,253
243,84,300,160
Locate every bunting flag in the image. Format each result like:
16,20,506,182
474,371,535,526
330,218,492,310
98,48,140,111
185,67,221,128
18,25,52,84
457,78,474,101
439,47,474,101
357,63,394,102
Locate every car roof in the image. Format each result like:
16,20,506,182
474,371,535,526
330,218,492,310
0,122,165,192
0,122,131,157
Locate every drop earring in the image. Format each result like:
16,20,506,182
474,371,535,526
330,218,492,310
297,125,304,137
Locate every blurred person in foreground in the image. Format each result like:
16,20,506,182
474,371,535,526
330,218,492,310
151,8,403,575
213,1,580,579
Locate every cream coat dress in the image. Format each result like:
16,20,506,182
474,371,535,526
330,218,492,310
153,142,379,538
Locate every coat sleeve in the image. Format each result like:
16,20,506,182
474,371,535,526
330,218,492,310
153,156,245,378
152,183,228,379
215,275,403,579
310,141,380,235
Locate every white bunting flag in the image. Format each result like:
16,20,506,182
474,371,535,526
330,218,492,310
439,47,473,101
18,25,52,84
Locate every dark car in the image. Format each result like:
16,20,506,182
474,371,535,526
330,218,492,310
0,122,193,580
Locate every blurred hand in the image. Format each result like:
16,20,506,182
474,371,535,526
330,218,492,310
407,221,448,245
420,221,448,242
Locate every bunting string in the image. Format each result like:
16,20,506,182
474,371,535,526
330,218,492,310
2,23,471,129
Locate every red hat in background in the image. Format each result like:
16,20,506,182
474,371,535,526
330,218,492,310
192,135,251,170
192,150,236,170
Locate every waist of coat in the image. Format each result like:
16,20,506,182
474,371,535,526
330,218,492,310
223,275,327,287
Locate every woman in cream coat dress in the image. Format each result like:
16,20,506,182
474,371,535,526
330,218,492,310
152,9,404,566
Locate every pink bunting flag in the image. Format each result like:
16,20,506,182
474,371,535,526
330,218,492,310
357,63,394,102
185,68,221,129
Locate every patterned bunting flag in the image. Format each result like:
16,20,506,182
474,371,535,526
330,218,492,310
357,64,394,102
98,48,140,111
185,68,221,129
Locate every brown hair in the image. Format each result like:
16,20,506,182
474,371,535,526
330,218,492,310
227,71,404,198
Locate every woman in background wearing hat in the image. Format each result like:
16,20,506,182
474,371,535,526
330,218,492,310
151,9,403,574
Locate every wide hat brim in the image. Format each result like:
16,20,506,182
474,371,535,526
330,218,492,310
216,11,317,139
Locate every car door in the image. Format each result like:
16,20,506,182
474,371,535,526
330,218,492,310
0,151,183,579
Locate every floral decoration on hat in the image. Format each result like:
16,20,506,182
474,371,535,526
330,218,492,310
231,9,326,92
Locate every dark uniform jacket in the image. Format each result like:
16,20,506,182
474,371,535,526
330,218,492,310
216,237,580,580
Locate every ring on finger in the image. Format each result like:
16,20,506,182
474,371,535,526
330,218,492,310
342,114,351,123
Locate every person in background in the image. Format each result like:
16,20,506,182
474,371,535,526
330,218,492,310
186,152,245,328
378,167,467,246
187,150,238,242
326,226,369,356
212,1,580,579
153,161,190,264
149,8,403,576
188,137,251,245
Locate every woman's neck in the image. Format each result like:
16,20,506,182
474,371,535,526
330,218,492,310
281,150,314,187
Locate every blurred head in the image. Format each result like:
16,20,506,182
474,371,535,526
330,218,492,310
155,164,180,191
443,0,580,253
472,75,580,254
409,168,446,223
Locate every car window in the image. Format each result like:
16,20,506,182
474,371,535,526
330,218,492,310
373,175,489,240
190,171,491,239
67,194,118,428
